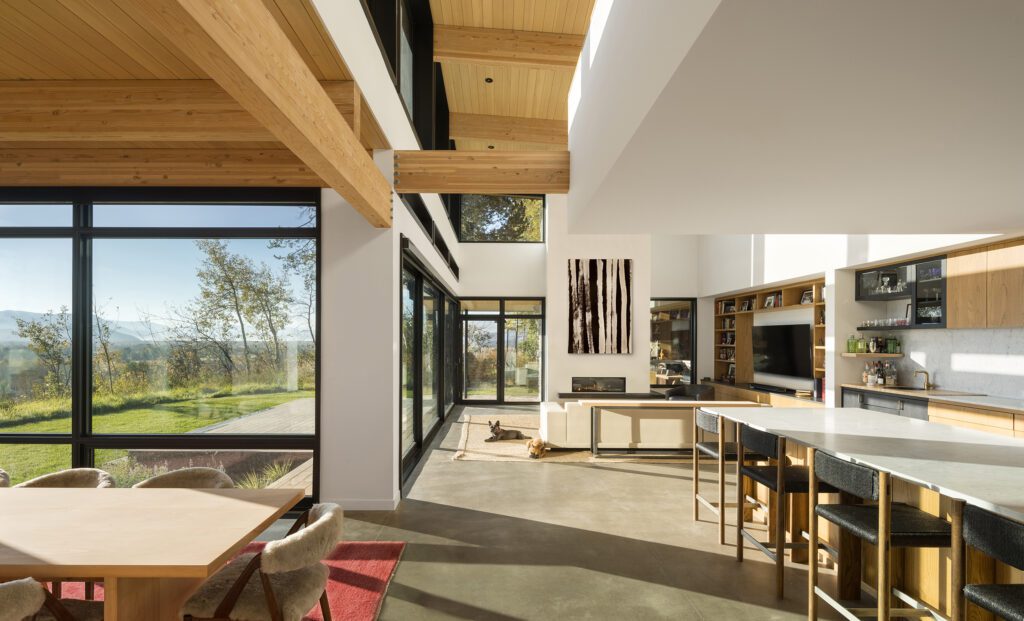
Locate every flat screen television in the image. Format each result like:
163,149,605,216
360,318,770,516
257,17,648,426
752,324,813,379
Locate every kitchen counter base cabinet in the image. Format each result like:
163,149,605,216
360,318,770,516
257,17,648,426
841,387,928,420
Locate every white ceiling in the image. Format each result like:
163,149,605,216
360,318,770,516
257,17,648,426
568,0,1024,234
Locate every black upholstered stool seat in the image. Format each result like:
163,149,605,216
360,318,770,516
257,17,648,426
815,502,952,548
740,464,839,494
696,441,766,462
963,584,1024,621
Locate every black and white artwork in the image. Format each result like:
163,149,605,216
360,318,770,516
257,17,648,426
568,258,632,354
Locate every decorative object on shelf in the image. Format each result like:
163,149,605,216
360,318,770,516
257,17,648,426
800,289,814,305
764,294,776,309
727,363,735,380
568,259,632,354
740,299,752,312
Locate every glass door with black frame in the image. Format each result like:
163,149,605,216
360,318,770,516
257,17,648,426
914,258,946,327
463,319,499,401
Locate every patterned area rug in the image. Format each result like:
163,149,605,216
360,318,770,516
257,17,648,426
453,413,688,463
58,541,404,621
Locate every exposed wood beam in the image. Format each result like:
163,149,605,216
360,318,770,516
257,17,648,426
434,25,583,70
0,80,391,151
124,0,392,227
0,148,322,186
394,151,569,194
449,112,567,148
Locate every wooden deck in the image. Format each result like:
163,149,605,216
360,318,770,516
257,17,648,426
267,458,314,496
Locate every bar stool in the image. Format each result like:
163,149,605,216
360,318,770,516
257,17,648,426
962,504,1024,621
692,408,765,544
736,425,836,598
808,449,954,619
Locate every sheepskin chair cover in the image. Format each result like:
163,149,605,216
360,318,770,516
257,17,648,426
133,467,234,489
262,503,344,574
180,553,329,621
0,468,9,487
13,467,115,489
0,577,45,621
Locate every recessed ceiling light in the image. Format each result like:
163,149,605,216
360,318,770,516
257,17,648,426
484,77,494,83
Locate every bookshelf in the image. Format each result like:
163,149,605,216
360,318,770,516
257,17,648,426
714,279,826,384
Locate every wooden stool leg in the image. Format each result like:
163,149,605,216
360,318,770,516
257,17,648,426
692,415,699,521
807,448,818,620
950,499,964,621
775,437,786,599
718,417,726,545
736,423,745,562
877,472,891,619
85,581,95,600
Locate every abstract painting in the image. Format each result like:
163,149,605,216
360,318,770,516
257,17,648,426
568,259,632,354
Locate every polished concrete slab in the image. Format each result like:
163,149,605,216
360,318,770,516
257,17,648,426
343,405,841,620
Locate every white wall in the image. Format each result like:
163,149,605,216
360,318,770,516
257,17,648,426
319,188,400,510
546,195,652,398
651,235,700,297
457,243,546,297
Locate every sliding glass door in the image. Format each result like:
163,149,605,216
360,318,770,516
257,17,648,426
460,298,544,404
399,259,455,479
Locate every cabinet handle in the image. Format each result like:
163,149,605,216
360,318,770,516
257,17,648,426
897,400,905,411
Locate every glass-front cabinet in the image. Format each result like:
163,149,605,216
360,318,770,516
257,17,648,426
855,256,946,329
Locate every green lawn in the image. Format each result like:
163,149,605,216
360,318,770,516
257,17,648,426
0,390,313,485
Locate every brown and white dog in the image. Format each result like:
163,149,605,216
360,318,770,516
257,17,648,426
527,437,547,459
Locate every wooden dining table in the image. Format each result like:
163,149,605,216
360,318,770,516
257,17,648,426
0,487,304,620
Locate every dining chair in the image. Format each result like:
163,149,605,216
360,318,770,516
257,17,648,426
133,467,235,489
14,467,114,599
736,425,837,598
182,502,344,621
0,577,103,621
961,504,1024,620
808,450,953,619
13,468,115,489
0,467,8,487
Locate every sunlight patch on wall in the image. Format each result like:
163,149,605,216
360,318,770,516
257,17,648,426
588,0,615,66
950,353,1024,377
909,351,927,368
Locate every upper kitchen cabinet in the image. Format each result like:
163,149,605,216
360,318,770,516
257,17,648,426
856,263,913,300
947,248,988,329
855,256,946,328
987,240,1024,328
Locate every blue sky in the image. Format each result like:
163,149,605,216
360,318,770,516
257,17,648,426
1,205,313,326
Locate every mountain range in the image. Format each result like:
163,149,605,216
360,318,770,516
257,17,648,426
0,310,170,344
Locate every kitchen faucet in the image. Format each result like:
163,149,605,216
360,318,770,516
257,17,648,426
913,370,935,390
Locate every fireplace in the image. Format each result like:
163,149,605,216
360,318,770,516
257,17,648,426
571,377,626,393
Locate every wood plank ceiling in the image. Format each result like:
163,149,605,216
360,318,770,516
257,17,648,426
0,0,387,154
429,0,595,152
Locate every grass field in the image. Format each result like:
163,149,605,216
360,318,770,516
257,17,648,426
0,389,313,485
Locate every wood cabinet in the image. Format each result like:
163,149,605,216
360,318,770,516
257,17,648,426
928,402,1015,437
987,240,1024,328
947,248,988,329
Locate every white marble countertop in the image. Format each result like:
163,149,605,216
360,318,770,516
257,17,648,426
702,406,1024,522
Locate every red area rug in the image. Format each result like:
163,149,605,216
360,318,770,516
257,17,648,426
58,541,404,621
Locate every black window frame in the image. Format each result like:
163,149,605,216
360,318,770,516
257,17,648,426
650,297,698,388
398,239,458,481
452,194,547,244
0,187,320,509
458,297,546,405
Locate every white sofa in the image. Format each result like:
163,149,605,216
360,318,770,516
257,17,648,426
540,400,740,450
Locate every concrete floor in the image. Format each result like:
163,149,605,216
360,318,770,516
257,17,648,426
343,405,842,620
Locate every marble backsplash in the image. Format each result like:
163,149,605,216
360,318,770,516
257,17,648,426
892,328,1024,398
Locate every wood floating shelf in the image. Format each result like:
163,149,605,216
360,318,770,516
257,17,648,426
840,353,905,359
717,344,735,348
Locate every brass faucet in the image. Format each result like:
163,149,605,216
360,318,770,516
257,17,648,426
913,370,935,390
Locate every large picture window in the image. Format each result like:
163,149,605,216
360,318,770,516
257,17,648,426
650,299,696,386
457,195,545,243
0,190,318,503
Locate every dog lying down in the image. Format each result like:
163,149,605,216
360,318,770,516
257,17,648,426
484,420,548,458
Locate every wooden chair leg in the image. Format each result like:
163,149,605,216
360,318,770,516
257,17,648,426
320,590,333,621
950,499,965,621
692,420,700,522
775,437,786,599
877,472,892,619
85,581,95,600
717,417,726,545
51,581,62,598
807,448,818,621
736,424,745,562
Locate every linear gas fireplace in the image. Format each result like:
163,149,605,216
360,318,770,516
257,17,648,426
571,377,626,393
